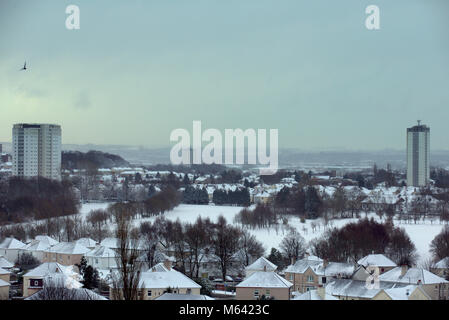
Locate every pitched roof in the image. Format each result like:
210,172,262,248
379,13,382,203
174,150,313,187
0,279,10,287
285,256,354,277
236,271,293,288
35,235,59,246
25,287,106,300
284,256,322,273
24,262,79,279
85,246,117,258
0,267,10,275
47,242,90,255
293,290,338,300
357,254,397,268
23,240,51,252
139,270,201,289
0,256,14,269
246,257,277,272
325,279,407,299
433,257,449,269
149,262,173,272
0,237,26,250
75,238,97,248
384,285,430,300
379,267,449,285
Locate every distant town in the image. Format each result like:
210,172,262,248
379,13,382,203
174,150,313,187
0,121,448,301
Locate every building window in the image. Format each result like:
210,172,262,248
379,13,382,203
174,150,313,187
289,274,293,281
265,289,270,298
148,290,152,296
254,290,259,298
307,275,314,283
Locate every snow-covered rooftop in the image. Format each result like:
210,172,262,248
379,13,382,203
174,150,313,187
47,242,90,255
245,257,277,272
35,235,59,246
236,271,293,288
293,289,338,300
357,254,397,268
86,246,117,258
75,238,97,248
0,237,26,249
433,257,449,269
139,270,201,289
23,240,51,252
379,267,449,285
24,262,80,279
0,256,14,269
0,279,10,287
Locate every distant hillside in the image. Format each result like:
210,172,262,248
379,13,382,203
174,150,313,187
62,150,130,170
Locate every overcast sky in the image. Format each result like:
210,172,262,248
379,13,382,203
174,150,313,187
1,0,448,150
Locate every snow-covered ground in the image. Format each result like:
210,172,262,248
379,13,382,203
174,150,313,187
80,203,446,265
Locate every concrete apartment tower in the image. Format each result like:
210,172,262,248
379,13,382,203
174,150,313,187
12,124,62,180
406,121,430,187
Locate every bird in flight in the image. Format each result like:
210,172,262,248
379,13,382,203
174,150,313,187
20,61,27,71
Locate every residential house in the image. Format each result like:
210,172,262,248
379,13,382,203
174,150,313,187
22,262,81,297
44,242,90,266
236,270,293,300
21,240,52,262
284,254,354,293
35,235,59,247
0,237,26,263
0,279,10,300
431,257,449,279
85,246,118,270
111,262,201,300
245,257,277,279
0,267,11,283
0,256,14,270
74,238,97,250
357,254,397,274
379,266,449,300
293,286,338,300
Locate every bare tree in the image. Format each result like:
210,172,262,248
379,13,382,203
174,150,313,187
111,213,142,300
279,229,306,262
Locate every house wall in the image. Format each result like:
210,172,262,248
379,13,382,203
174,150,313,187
284,268,320,293
0,249,21,263
109,287,201,300
236,287,290,300
0,285,9,300
409,288,431,300
24,250,45,262
22,276,43,298
0,273,10,282
87,256,117,270
421,283,449,300
43,252,84,266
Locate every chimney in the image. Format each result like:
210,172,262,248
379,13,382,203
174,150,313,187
400,265,408,277
164,259,172,271
291,257,296,265
263,265,267,272
323,259,329,268
305,252,310,259
317,285,325,300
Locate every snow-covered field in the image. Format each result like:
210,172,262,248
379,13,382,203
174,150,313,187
80,203,446,264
